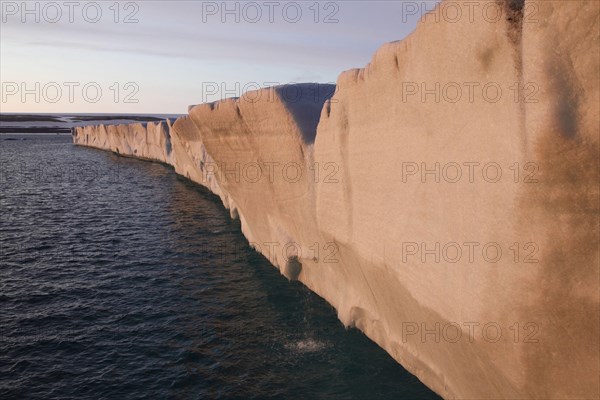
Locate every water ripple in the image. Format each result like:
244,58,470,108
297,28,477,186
0,135,440,399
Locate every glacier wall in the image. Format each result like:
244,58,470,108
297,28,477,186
73,1,599,398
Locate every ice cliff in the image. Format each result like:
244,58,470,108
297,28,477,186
73,1,599,398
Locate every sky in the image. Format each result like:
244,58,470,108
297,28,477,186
1,1,438,114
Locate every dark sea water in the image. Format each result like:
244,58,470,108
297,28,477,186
0,135,440,399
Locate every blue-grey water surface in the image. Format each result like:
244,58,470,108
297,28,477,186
0,135,440,399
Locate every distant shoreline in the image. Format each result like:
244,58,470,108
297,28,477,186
0,114,181,122
0,113,185,134
0,127,72,134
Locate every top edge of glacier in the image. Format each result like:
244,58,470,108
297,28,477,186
188,82,335,114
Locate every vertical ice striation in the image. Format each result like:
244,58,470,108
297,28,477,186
73,1,599,398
